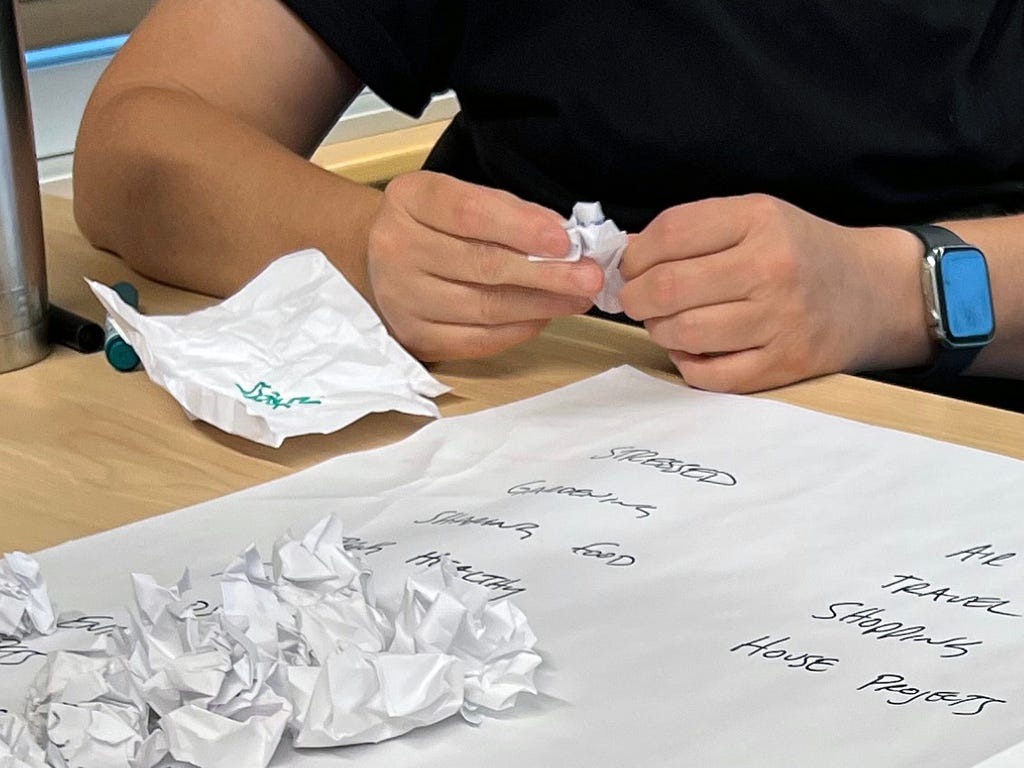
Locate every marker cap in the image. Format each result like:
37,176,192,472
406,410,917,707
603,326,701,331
104,281,141,371
112,281,139,309
105,334,140,371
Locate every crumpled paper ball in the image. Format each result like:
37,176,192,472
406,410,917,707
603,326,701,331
117,572,292,768
24,647,158,768
0,553,57,639
391,561,542,722
0,712,48,768
11,513,541,765
529,201,628,313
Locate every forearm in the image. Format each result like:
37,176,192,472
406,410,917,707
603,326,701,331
73,86,383,302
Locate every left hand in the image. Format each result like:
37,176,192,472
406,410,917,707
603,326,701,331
619,194,932,392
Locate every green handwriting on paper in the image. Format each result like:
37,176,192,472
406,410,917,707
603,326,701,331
236,381,323,410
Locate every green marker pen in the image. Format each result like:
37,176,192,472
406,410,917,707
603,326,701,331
104,281,141,372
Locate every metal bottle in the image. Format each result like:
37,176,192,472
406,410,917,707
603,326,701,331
0,0,47,372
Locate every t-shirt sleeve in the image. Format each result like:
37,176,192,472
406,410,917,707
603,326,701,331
278,0,463,117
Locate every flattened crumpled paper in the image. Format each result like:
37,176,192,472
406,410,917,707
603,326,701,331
0,552,57,639
530,201,628,313
87,249,450,448
14,514,539,767
0,713,48,768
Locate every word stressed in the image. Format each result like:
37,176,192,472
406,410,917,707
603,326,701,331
236,381,322,410
730,634,839,673
507,480,657,519
590,447,736,486
406,551,526,600
811,601,982,658
880,574,1021,618
414,510,539,540
858,673,1005,717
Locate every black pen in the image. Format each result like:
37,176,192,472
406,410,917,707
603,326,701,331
47,304,104,353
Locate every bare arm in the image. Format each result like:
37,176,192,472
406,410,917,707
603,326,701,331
73,0,599,361
73,0,381,300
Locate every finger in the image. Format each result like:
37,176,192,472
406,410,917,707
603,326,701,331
622,196,755,279
411,279,593,326
619,245,757,320
645,300,772,355
668,348,777,394
413,320,548,362
411,224,604,297
391,171,572,258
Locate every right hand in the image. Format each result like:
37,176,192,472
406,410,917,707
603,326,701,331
366,171,604,360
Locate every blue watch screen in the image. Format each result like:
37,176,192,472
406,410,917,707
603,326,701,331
940,247,994,340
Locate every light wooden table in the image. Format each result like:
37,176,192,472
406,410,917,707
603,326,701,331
3,195,1022,554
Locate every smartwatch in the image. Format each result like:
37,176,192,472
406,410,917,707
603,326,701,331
901,224,995,376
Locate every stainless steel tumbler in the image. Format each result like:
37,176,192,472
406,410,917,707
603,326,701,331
0,0,47,372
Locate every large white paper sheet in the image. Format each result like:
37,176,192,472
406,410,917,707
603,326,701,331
3,366,1023,767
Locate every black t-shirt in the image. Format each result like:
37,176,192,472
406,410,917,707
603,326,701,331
280,1,1024,232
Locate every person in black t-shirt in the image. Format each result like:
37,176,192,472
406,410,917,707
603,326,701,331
74,0,1024,398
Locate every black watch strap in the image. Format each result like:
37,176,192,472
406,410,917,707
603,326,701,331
900,224,985,377
903,223,965,249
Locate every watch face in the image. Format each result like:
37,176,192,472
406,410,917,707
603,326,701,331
937,247,995,345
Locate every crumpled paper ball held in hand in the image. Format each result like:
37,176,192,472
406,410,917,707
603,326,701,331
530,201,628,313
